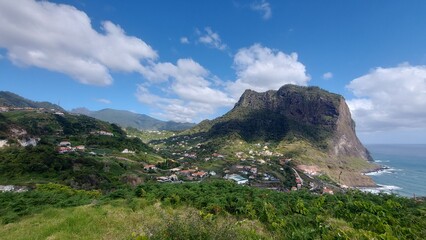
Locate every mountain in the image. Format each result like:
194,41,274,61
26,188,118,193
187,84,375,186
0,91,64,111
71,108,195,131
0,108,157,189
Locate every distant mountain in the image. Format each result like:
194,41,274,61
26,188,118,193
0,91,64,111
71,108,195,131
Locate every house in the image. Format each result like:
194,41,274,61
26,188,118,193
59,141,71,147
192,171,207,178
257,159,266,164
144,165,157,171
58,146,71,154
75,145,85,151
122,149,135,154
91,130,114,136
169,174,179,181
156,176,170,182
235,165,245,170
179,169,196,176
322,187,334,195
169,167,181,173
225,174,248,185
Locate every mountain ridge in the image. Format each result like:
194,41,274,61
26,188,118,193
71,107,195,131
0,91,64,111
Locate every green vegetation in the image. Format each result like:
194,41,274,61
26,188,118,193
1,89,423,239
0,91,63,111
126,127,177,143
0,111,163,189
1,181,425,239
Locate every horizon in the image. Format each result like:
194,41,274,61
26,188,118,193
1,0,426,144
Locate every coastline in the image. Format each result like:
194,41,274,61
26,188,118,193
362,165,390,175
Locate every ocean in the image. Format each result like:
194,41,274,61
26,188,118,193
360,144,426,197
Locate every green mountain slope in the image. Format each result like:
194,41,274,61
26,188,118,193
183,84,376,187
72,108,195,131
0,91,64,111
0,109,162,189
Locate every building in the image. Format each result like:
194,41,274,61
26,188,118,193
122,149,135,154
225,174,248,185
59,141,71,147
144,165,157,171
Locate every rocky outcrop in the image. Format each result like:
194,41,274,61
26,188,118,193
233,84,372,161
199,84,375,186
332,99,372,161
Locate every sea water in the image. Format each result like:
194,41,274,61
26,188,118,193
360,144,426,197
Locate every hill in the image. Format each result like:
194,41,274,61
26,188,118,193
0,109,162,189
183,84,376,187
0,91,64,111
71,108,195,131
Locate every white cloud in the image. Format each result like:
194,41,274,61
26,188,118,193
347,63,426,132
0,0,157,86
136,59,235,122
197,27,227,51
251,0,272,20
96,98,112,104
180,37,189,44
227,44,310,98
322,72,333,80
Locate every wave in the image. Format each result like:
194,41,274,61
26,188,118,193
364,167,402,176
374,159,390,163
358,184,402,194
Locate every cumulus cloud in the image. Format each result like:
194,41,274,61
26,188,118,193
0,0,157,86
347,63,426,132
180,37,189,44
96,98,112,104
136,59,235,122
251,0,272,20
227,44,310,98
197,27,227,51
322,72,333,80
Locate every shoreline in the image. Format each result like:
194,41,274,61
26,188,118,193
361,165,390,175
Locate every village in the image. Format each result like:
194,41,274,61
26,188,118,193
133,132,337,194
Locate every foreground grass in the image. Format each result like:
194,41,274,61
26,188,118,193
0,200,270,240
1,181,426,239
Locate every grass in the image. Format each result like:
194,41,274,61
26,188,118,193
1,204,137,240
0,200,271,240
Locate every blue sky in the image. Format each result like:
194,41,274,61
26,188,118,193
1,0,426,144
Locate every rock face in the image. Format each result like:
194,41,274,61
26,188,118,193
199,84,375,186
333,99,373,161
211,84,371,161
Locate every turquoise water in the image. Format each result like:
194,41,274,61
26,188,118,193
363,144,426,197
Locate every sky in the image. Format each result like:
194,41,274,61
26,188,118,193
1,0,426,144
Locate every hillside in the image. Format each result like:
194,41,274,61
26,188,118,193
71,108,195,131
182,84,376,187
0,91,64,111
0,109,163,189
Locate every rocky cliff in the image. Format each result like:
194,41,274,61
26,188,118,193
195,84,376,186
